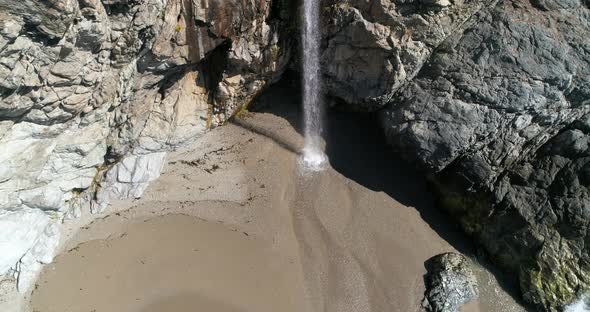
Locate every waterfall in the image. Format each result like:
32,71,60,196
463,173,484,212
301,0,328,171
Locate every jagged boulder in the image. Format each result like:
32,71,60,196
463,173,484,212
422,252,479,312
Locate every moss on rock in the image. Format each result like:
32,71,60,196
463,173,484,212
520,241,590,311
429,174,590,311
429,175,493,236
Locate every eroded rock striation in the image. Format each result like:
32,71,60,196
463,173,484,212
0,0,293,293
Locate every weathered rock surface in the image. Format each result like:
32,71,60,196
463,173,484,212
422,252,479,312
321,0,497,110
379,1,590,310
0,0,294,293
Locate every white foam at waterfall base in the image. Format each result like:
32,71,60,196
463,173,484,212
301,145,328,172
566,296,590,312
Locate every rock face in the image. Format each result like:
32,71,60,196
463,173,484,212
376,1,590,311
316,0,590,310
321,0,498,110
0,0,293,292
422,252,479,312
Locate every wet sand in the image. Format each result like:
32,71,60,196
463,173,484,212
29,81,529,312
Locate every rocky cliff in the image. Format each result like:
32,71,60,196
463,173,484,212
320,0,590,310
383,1,590,310
0,0,293,293
1,0,589,311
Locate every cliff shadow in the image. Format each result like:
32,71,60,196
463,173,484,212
250,71,305,133
324,111,476,253
251,73,532,311
251,72,472,254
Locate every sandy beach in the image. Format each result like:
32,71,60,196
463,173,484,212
29,82,530,312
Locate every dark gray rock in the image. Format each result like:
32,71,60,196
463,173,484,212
380,1,590,310
321,0,498,111
422,252,479,312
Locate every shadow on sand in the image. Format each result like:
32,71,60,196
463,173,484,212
249,73,533,311
251,73,473,254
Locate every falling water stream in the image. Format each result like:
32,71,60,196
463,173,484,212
301,0,328,171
